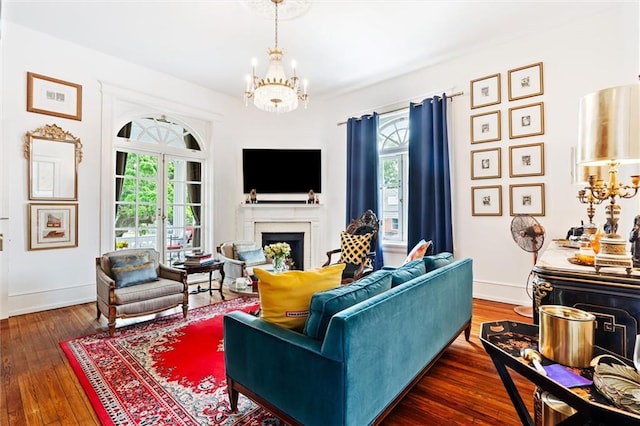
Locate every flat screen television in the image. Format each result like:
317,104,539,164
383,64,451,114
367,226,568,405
242,148,321,194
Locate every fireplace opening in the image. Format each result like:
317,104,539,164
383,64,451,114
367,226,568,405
261,232,304,270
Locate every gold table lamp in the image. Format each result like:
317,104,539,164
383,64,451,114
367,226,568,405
577,83,640,274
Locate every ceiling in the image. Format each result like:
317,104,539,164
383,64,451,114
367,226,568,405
3,1,619,100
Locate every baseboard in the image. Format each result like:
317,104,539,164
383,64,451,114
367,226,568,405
473,279,532,307
8,283,95,317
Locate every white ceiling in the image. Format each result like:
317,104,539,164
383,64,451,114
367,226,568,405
3,1,619,100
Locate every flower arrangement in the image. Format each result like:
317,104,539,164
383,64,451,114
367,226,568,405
263,242,291,260
116,240,129,249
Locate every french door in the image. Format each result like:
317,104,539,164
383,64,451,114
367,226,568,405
114,150,203,264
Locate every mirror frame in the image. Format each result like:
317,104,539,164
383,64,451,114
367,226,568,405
24,124,83,201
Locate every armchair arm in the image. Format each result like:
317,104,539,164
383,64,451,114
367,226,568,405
322,248,341,267
159,263,187,287
95,259,115,304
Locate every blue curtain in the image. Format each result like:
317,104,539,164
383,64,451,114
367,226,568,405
346,113,384,269
407,95,453,254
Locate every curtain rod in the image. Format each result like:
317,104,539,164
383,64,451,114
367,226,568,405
336,90,464,126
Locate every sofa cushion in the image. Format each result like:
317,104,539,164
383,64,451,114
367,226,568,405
389,259,426,287
424,252,455,272
254,264,345,331
304,270,392,340
403,239,432,264
338,231,374,266
109,253,159,288
236,247,267,267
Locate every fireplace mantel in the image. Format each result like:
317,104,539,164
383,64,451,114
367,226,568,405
239,204,323,269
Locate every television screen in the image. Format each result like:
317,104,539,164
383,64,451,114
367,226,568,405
242,149,321,194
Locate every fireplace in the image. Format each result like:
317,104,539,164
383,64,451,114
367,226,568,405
242,205,322,270
261,232,305,270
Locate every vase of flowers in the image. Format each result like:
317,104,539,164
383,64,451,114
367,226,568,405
264,242,291,273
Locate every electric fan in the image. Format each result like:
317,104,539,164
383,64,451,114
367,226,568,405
510,214,546,317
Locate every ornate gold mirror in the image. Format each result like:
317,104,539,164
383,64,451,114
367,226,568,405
24,124,83,200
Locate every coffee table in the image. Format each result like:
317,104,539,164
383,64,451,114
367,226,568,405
480,320,640,425
174,261,225,299
228,280,260,315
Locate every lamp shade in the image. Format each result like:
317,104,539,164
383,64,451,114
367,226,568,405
577,84,640,165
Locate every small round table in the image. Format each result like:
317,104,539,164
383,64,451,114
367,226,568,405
174,261,225,299
228,281,260,315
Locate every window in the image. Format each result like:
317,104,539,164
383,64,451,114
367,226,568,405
378,111,409,244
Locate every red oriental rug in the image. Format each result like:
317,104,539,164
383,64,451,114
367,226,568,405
61,298,281,426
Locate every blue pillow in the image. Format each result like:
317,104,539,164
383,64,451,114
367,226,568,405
236,247,267,267
389,259,425,287
303,270,392,340
423,252,454,272
109,253,158,288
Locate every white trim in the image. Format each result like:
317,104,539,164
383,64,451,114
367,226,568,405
100,83,217,257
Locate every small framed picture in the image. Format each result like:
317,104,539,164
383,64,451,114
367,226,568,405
509,102,544,139
509,143,544,177
27,72,82,121
471,110,501,144
472,185,502,216
509,183,545,216
471,147,501,180
508,62,544,101
470,73,501,109
28,203,78,250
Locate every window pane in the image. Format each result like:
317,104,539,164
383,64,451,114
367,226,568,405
378,112,409,244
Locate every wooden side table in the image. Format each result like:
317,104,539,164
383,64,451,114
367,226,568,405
175,261,225,299
480,320,640,425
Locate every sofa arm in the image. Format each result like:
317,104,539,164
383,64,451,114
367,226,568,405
224,311,345,426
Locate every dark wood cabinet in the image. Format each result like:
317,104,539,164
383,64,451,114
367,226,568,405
532,245,640,359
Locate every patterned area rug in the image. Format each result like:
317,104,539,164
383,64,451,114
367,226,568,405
61,298,281,425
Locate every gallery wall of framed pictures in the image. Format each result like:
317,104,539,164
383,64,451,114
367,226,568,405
25,72,83,250
468,62,546,217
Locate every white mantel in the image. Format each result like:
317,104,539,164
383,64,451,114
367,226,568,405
239,204,324,269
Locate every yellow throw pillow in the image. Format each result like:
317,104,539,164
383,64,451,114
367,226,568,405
338,231,374,266
254,264,345,331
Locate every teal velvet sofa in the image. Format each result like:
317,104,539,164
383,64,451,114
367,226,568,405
223,256,473,425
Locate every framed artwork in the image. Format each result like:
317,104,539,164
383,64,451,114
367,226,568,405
470,73,501,109
509,102,544,139
472,185,502,216
471,147,501,179
509,142,544,177
28,203,78,250
471,110,501,144
509,183,545,216
508,62,544,101
27,72,82,121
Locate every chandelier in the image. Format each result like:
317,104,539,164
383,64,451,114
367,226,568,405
244,0,308,113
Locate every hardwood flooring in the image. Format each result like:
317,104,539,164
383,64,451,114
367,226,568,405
1,287,534,425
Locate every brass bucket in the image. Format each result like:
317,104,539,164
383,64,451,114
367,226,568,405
539,305,595,368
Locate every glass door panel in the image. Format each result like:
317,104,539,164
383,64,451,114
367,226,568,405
114,151,161,250
165,157,203,264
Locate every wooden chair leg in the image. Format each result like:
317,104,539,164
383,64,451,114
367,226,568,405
96,302,101,320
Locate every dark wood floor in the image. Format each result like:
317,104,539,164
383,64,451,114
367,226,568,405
1,286,534,425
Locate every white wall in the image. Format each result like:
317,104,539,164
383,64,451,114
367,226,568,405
321,3,640,306
0,3,638,317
